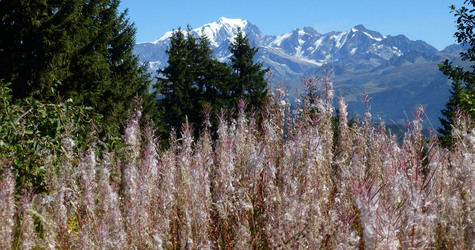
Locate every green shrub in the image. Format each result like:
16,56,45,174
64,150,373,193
0,80,119,193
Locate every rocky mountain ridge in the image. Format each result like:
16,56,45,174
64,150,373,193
134,17,466,128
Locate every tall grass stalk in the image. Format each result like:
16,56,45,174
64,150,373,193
2,75,474,249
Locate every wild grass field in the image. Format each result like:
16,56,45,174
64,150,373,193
1,74,474,249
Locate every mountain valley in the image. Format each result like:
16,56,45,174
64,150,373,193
134,17,466,128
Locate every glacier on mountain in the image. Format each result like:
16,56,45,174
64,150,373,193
133,17,464,129
134,17,446,80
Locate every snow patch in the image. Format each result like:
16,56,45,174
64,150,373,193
299,57,323,66
332,30,349,48
271,32,292,47
151,17,248,47
149,61,162,70
217,17,248,27
363,31,382,41
152,31,174,44
197,18,248,46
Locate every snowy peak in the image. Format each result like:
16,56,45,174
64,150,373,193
216,17,247,28
135,17,444,79
271,28,319,53
303,27,320,36
264,23,402,63
150,17,262,48
351,24,385,41
197,17,248,46
133,17,459,130
135,17,265,69
194,17,264,58
353,24,367,31
270,27,320,46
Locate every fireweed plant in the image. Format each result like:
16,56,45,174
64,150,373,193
1,73,474,249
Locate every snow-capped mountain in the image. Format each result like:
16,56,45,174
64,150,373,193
134,17,441,79
134,17,462,128
134,17,264,73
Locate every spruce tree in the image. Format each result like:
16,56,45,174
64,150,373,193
194,33,232,115
0,0,154,126
0,0,77,98
438,2,475,146
228,28,268,111
157,27,269,137
157,28,233,137
156,28,199,133
438,62,474,145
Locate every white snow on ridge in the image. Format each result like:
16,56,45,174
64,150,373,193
136,17,433,80
149,17,248,46
298,29,307,45
312,37,324,52
300,57,322,66
149,61,163,71
197,17,248,46
392,46,403,56
332,30,350,48
271,32,292,47
149,31,174,44
295,45,303,57
217,17,247,28
350,26,385,42
363,31,382,41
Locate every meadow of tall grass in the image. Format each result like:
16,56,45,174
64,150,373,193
1,73,474,249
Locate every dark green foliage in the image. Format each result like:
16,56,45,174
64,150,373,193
156,28,200,135
0,0,155,127
438,62,472,146
195,33,233,112
0,81,121,193
229,28,269,112
157,27,268,138
438,2,475,146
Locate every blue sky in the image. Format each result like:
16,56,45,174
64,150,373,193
119,0,465,50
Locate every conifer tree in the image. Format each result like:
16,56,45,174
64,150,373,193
228,28,268,111
438,63,473,145
194,33,232,115
157,27,269,137
157,28,232,137
438,2,475,146
156,28,199,133
0,0,154,126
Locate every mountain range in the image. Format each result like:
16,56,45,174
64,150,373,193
134,17,467,128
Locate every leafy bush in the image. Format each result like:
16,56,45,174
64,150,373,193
0,80,118,193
